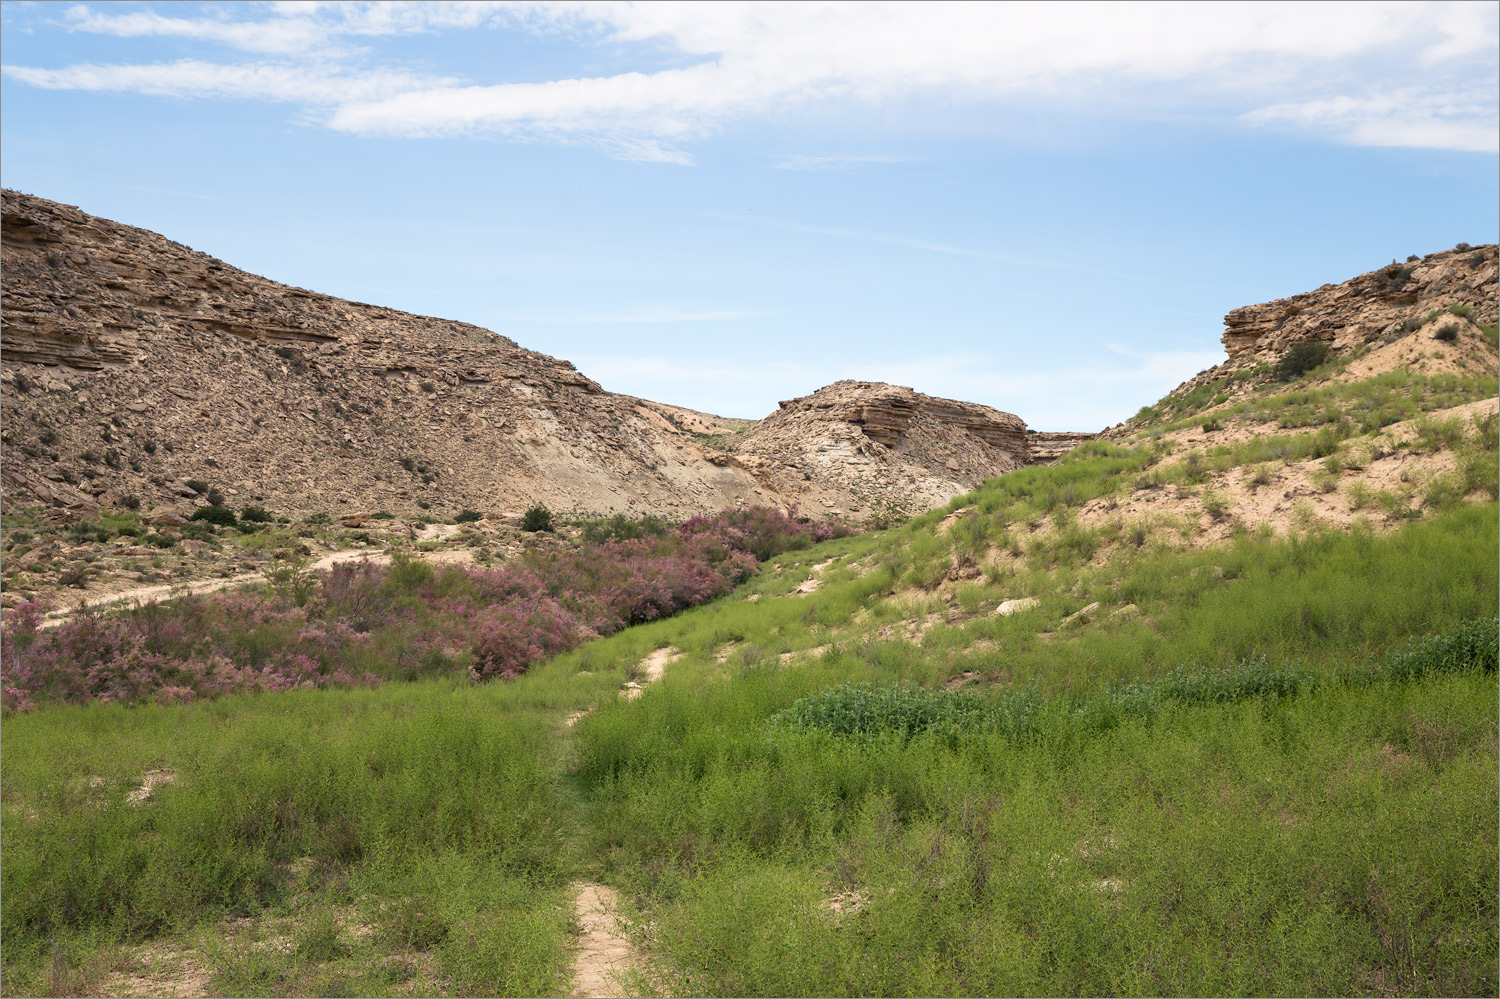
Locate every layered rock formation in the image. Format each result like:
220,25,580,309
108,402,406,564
1146,243,1498,416
0,190,784,520
1,191,1048,522
1027,432,1096,463
1220,245,1497,360
727,381,1030,517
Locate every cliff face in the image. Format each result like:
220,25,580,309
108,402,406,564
728,380,1030,517
1138,243,1499,420
1220,246,1498,360
0,192,1051,523
0,190,783,521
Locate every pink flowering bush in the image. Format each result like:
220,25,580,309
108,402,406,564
0,506,847,710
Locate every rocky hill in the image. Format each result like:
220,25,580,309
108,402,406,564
0,191,1047,523
1145,243,1498,420
725,380,1031,518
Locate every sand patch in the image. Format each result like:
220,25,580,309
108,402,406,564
570,883,640,998
620,647,682,699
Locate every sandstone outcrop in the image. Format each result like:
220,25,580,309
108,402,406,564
1,190,782,520
727,381,1030,517
1,191,1056,522
1145,243,1498,419
1027,431,1096,463
1220,245,1497,360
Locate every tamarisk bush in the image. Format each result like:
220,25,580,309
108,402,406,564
1,506,845,709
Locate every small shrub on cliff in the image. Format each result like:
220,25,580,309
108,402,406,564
190,505,238,528
1274,341,1330,381
240,505,271,523
1434,323,1460,342
521,504,555,533
184,479,209,496
454,510,483,524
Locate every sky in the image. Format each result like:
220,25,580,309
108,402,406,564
1,2,1497,430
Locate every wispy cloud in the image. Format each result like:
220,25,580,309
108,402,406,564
496,307,769,325
774,154,911,172
6,2,1497,158
1244,87,1499,153
2,59,458,104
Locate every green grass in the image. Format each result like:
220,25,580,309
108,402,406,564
1,680,588,996
3,447,1497,996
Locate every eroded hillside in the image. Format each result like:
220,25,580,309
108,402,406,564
0,191,1038,528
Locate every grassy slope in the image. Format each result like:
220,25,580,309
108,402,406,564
3,350,1497,997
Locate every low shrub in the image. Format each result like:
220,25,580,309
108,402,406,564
1274,341,1330,381
521,504,555,533
190,505,238,528
184,479,209,495
1435,323,1460,342
1,505,834,710
454,510,483,524
240,505,271,523
770,619,1498,745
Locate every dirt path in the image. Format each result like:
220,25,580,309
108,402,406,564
619,646,682,699
39,546,476,629
569,882,640,998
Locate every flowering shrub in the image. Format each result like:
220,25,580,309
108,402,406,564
1,506,845,710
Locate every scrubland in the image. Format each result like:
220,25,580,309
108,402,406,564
3,348,1497,997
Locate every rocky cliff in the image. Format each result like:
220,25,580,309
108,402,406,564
0,192,1045,523
1220,245,1498,360
0,190,785,521
726,380,1030,517
1146,243,1498,418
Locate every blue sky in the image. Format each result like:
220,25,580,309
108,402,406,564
2,2,1496,429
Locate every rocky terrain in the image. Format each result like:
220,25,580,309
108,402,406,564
1148,243,1498,419
0,191,1055,526
724,380,1033,519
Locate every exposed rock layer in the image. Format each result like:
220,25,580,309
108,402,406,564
1220,246,1497,360
729,381,1030,516
1,192,1043,521
0,190,780,520
1150,244,1498,415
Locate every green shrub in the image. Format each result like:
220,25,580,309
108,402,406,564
577,513,675,544
205,487,226,507
240,505,271,523
1435,323,1460,342
521,504,554,533
454,510,483,524
190,505,238,528
1274,341,1330,381
184,479,209,496
66,521,111,544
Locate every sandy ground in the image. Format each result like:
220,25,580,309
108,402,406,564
570,883,640,998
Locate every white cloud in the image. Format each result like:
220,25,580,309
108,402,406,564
773,154,911,172
1244,88,1499,153
9,1,1498,155
2,58,458,104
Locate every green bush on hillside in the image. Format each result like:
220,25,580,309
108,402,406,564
189,505,237,528
1274,341,1330,381
521,504,554,533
